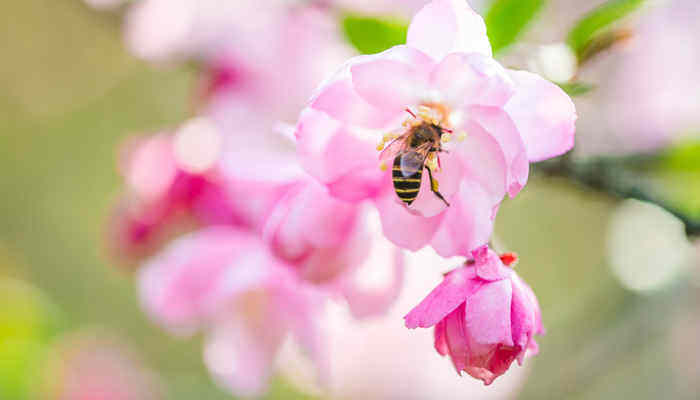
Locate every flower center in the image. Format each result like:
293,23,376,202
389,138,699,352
376,103,466,172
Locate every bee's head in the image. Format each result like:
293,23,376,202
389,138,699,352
410,122,442,145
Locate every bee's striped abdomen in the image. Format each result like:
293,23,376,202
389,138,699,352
392,155,422,205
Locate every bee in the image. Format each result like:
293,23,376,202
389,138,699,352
380,110,450,207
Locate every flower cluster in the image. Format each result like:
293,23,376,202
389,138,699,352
106,0,575,395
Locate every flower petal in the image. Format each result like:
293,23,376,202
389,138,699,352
295,108,385,201
204,317,284,398
138,227,272,334
375,188,444,251
311,78,394,129
430,52,514,108
467,105,529,197
404,267,482,328
310,45,433,128
510,274,536,364
271,273,330,385
430,180,494,258
465,279,513,346
443,303,469,372
471,246,511,281
342,245,405,319
351,58,429,114
434,319,449,356
504,69,577,162
407,150,463,218
407,0,492,61
451,121,508,205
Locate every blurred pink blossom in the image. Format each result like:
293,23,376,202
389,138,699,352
138,196,403,395
41,331,164,400
295,0,576,255
405,246,543,385
109,131,245,259
139,227,327,396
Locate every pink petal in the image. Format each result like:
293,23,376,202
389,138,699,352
443,303,469,372
465,279,513,346
204,317,285,398
375,188,444,251
407,150,463,218
138,227,272,333
271,274,330,384
430,52,514,108
351,59,428,114
434,319,449,356
263,180,359,263
407,0,492,61
512,273,544,336
463,344,521,386
311,78,394,129
471,246,511,281
430,180,495,258
404,267,482,328
451,119,508,205
505,69,577,162
295,108,385,201
342,243,405,319
310,45,434,128
510,275,535,365
467,105,529,197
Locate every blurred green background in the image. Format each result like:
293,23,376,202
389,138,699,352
0,1,698,399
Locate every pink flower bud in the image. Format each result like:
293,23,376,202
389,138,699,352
404,246,543,385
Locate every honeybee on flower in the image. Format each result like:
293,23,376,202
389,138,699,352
295,0,577,256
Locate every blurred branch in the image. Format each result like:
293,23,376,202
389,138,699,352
535,155,700,236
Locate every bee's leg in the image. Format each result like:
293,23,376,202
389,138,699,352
425,165,450,207
430,147,449,154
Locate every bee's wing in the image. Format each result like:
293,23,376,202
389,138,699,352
396,142,431,175
379,133,410,164
412,142,434,159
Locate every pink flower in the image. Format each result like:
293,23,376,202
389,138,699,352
404,246,544,385
263,177,405,318
139,227,326,397
296,0,576,255
40,331,164,400
109,127,291,259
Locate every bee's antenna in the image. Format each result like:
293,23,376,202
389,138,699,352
404,108,417,118
442,127,453,133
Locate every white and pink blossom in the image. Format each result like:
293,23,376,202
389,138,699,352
296,0,576,255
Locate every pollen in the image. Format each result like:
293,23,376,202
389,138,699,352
456,131,467,142
379,161,387,171
440,133,451,143
376,142,385,151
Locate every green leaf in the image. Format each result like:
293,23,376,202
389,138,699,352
567,0,646,59
341,14,409,55
485,0,546,54
661,140,700,172
557,81,595,97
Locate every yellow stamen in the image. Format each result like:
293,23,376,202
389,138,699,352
457,131,467,142
441,133,451,143
379,161,387,171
